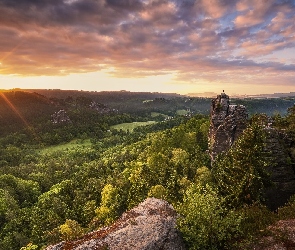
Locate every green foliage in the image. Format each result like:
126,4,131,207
194,166,212,186
30,181,74,244
0,175,41,207
0,189,19,227
3,90,295,250
148,185,167,199
212,120,271,208
241,204,276,236
59,219,84,241
110,121,156,132
277,194,295,220
20,243,38,250
177,184,242,250
95,184,121,225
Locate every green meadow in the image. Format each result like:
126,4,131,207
111,121,156,132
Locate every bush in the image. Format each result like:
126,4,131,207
95,184,121,225
148,185,167,199
59,219,84,241
235,204,277,248
177,184,242,250
278,195,295,220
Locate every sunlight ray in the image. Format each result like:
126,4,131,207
0,92,39,140
0,41,24,64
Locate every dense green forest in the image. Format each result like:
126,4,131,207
1,90,295,249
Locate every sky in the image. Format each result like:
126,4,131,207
0,0,295,96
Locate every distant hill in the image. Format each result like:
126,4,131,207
188,91,295,99
22,89,211,115
246,92,295,98
0,91,58,135
1,89,295,138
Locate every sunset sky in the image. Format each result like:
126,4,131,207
1,0,295,95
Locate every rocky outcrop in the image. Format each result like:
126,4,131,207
253,219,295,250
208,92,295,209
264,128,295,209
45,198,186,250
51,110,71,124
208,92,248,161
89,101,118,114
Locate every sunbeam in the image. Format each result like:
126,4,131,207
0,92,39,140
0,41,24,63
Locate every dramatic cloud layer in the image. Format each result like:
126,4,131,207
0,0,295,91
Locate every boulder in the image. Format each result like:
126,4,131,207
45,198,186,250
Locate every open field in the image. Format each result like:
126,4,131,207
151,112,169,118
176,109,190,116
111,121,156,132
39,139,92,154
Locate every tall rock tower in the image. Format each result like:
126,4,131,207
208,92,248,161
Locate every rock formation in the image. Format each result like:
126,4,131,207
208,92,295,209
51,110,71,124
89,101,118,114
264,128,295,209
208,92,248,161
253,219,295,250
45,198,186,250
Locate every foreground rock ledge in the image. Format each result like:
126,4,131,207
45,198,186,250
253,219,295,250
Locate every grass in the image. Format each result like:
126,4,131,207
176,109,190,116
39,139,92,154
110,121,156,132
39,120,157,154
151,112,169,118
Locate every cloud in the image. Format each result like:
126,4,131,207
0,0,294,89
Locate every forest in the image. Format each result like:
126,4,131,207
1,89,295,250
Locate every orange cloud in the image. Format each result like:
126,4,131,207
0,0,294,90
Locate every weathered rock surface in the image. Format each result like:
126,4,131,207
208,92,248,161
264,128,295,209
45,198,186,250
253,219,295,250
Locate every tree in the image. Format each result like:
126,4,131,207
95,184,121,225
148,185,167,199
212,121,271,208
59,219,84,241
177,184,242,250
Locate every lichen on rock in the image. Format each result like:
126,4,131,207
45,198,186,250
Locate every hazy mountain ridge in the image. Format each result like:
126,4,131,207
1,89,295,137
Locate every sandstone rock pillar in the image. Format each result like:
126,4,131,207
208,92,248,161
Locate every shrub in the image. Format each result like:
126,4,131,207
59,219,84,241
148,185,167,199
278,195,295,220
177,184,242,250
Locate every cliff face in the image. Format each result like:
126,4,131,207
208,92,248,161
264,128,295,209
45,198,186,250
